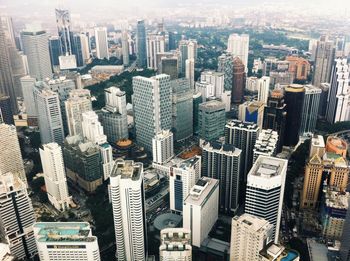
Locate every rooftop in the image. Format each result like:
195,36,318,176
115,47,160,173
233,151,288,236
111,160,143,180
233,214,272,234
225,119,259,130
203,141,242,157
325,190,349,210
184,177,219,206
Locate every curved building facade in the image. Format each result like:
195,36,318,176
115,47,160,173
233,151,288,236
231,57,245,103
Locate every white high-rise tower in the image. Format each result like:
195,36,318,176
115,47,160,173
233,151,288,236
227,33,249,72
94,27,109,59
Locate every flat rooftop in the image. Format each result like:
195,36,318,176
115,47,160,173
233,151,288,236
233,214,272,234
184,177,219,206
111,160,143,180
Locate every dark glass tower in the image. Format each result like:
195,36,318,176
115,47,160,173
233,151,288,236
0,94,14,125
49,36,62,67
136,20,147,68
72,34,84,67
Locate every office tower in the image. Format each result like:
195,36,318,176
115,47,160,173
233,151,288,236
238,100,264,130
183,177,219,247
100,87,128,143
225,120,259,179
0,124,26,183
230,214,273,261
218,53,234,91
179,39,197,76
257,76,270,104
136,20,147,67
8,46,26,99
20,76,37,120
133,74,172,152
193,92,203,135
152,130,174,164
94,27,109,59
340,196,350,261
326,136,348,158
169,156,201,212
185,58,195,89
326,59,350,123
0,173,37,259
200,71,225,98
21,30,52,80
286,56,311,81
158,52,179,80
245,156,287,243
34,222,101,261
196,81,214,100
63,135,102,192
309,39,318,61
313,37,335,87
232,57,245,103
71,33,85,67
168,31,180,51
34,85,64,144
221,90,232,112
283,84,305,146
321,190,349,240
198,100,225,141
319,83,330,118
40,143,71,211
146,33,166,69
171,79,193,141
263,90,287,153
300,85,321,136
253,129,279,163
202,141,242,214
0,18,17,113
122,30,129,66
246,77,259,92
0,16,15,46
55,8,72,55
309,134,325,158
79,33,90,64
227,33,249,72
49,36,62,68
110,160,147,261
82,111,113,180
65,89,92,137
159,228,192,261
0,95,14,125
269,71,294,87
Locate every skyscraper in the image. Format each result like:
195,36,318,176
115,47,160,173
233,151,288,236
198,100,226,141
136,20,147,67
227,33,249,72
110,160,147,260
40,143,71,211
21,76,37,121
185,58,195,89
169,156,201,213
326,58,350,123
253,129,279,163
0,95,14,125
202,141,242,214
257,76,270,104
245,156,288,243
283,84,305,146
0,124,26,184
238,100,264,130
179,39,197,76
218,53,234,91
21,30,52,80
230,214,273,261
122,30,129,66
133,74,172,152
33,222,101,261
0,173,37,259
34,85,64,144
232,57,245,103
313,37,335,87
158,54,179,80
146,33,166,69
152,130,174,164
49,36,63,68
94,27,109,59
159,228,192,261
55,8,72,55
340,196,350,261
200,71,225,98
300,85,321,136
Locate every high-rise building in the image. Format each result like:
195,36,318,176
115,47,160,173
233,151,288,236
55,8,72,55
40,143,71,211
218,53,234,91
245,156,287,243
318,83,330,118
183,177,219,247
171,79,193,141
263,90,287,153
169,156,201,213
8,46,26,99
34,85,64,144
232,57,245,103
309,134,326,158
227,33,249,72
100,87,128,143
185,58,195,89
136,20,147,67
21,30,52,80
283,84,305,146
0,95,14,125
65,89,92,137
110,160,147,260
0,173,37,259
20,76,37,121
198,100,226,141
72,33,86,67
49,36,63,68
121,30,129,66
152,130,174,164
257,76,270,104
200,71,225,98
202,141,242,214
193,92,203,135
340,196,350,261
286,56,311,81
133,74,172,152
326,58,350,123
313,37,335,87
238,100,264,130
179,39,197,76
0,124,26,183
230,214,273,261
300,85,321,136
253,129,279,163
33,222,101,261
159,228,192,261
146,33,166,69
94,27,109,59
225,120,259,179
159,56,178,80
